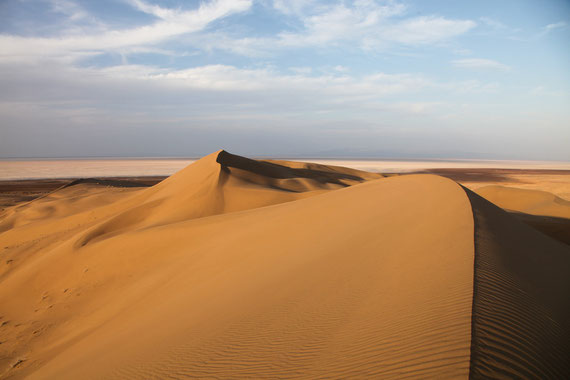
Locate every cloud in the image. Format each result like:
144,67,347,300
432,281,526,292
534,21,567,39
9,56,509,158
1,1,568,160
452,58,510,71
0,0,252,62
289,66,313,74
49,0,89,21
545,21,567,31
0,57,439,118
276,2,476,48
202,1,475,55
479,17,507,30
97,64,432,96
0,58,462,159
276,0,407,46
0,0,475,63
333,65,349,72
379,16,475,45
272,0,317,16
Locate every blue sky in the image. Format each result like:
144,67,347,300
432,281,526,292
0,0,568,159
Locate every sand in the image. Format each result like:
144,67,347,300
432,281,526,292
0,150,568,379
474,185,570,219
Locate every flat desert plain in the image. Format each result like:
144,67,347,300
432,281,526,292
0,151,569,379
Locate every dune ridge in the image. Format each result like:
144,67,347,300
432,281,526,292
0,150,568,379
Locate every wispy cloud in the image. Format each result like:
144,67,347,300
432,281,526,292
200,3,475,56
272,0,318,16
534,21,567,39
49,0,89,21
479,17,507,30
452,58,511,71
0,0,476,62
85,64,433,96
545,21,567,31
0,0,252,62
378,16,475,45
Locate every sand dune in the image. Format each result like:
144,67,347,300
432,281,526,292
0,151,568,379
475,185,570,219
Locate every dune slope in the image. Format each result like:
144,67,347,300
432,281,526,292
1,152,474,379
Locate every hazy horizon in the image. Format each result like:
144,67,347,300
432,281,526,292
2,156,569,181
1,152,570,162
1,0,569,160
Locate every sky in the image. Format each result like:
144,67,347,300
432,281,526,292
0,0,569,160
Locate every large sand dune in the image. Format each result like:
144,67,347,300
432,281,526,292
0,151,568,379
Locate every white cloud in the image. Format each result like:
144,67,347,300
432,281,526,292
277,0,407,46
0,57,439,114
127,0,179,19
534,21,567,39
0,0,252,62
0,0,476,63
379,16,475,45
95,64,431,96
545,21,567,31
204,2,475,55
333,65,349,72
452,58,511,71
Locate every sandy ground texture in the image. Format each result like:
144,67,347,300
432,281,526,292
0,151,568,379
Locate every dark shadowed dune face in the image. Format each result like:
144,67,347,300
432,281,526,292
216,150,365,184
215,150,383,193
506,212,570,246
464,188,570,379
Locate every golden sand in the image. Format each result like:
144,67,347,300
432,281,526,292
0,151,568,379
